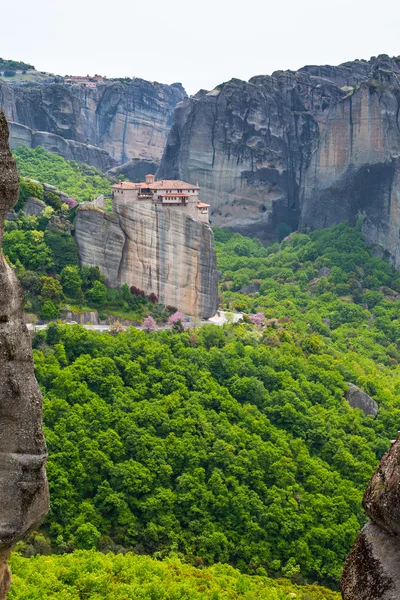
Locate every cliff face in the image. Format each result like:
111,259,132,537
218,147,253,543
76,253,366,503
0,78,185,171
341,435,400,599
158,55,400,269
0,112,49,599
75,199,218,319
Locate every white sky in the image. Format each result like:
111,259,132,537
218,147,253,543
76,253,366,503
3,0,400,95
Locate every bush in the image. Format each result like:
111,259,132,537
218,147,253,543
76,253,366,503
40,300,60,320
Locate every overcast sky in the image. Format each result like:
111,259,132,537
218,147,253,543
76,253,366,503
4,0,400,95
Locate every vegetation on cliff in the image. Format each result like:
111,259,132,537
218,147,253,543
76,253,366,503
9,551,339,600
0,58,34,71
14,146,111,202
3,210,163,323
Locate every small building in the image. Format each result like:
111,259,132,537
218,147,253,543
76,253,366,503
112,174,210,223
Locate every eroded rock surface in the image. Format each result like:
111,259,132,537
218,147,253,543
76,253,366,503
0,78,185,170
75,197,218,319
0,111,49,599
345,383,378,417
341,435,400,599
158,55,400,268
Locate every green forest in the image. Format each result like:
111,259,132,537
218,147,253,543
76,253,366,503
14,146,111,202
9,222,399,597
9,551,339,599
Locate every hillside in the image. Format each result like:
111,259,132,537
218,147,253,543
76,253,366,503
14,146,111,202
21,222,399,590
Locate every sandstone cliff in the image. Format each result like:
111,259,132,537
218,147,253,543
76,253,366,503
341,435,400,599
75,199,218,319
0,112,49,599
0,78,185,171
158,55,400,269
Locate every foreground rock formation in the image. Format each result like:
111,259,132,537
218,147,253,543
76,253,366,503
0,77,185,171
158,55,400,269
75,198,218,319
341,435,400,599
0,112,49,599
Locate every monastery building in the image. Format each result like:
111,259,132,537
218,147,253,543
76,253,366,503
112,174,210,224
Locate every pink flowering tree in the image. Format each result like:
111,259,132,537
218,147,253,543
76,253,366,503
142,315,157,332
249,312,266,327
167,311,184,332
66,197,78,209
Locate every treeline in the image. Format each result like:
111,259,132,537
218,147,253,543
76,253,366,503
9,551,340,599
0,58,34,71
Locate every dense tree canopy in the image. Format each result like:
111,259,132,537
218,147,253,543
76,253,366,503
31,235,400,584
9,551,340,599
14,146,111,202
10,219,400,591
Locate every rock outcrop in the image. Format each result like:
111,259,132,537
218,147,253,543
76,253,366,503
341,434,400,599
0,112,49,598
0,78,185,170
345,383,378,417
75,198,218,319
158,55,400,269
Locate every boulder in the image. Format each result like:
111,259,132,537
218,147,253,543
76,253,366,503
22,197,46,216
341,521,400,600
345,383,378,417
342,432,400,598
0,111,49,599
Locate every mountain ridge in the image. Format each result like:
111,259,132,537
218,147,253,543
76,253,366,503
158,54,400,269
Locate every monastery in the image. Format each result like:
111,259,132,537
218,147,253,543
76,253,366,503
112,175,210,224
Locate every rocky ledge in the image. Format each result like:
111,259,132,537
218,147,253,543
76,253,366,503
0,112,49,599
75,198,218,319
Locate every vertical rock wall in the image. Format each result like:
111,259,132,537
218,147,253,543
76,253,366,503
0,78,186,171
0,112,49,599
75,198,218,319
158,55,400,268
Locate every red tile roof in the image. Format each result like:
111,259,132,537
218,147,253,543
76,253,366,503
158,193,189,197
112,179,199,190
197,202,210,208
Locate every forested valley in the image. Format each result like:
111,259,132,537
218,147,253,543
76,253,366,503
8,218,400,597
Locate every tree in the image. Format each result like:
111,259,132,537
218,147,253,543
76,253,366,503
40,300,60,320
75,523,101,550
167,311,184,332
60,266,83,297
143,316,157,332
40,276,63,302
86,281,107,306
